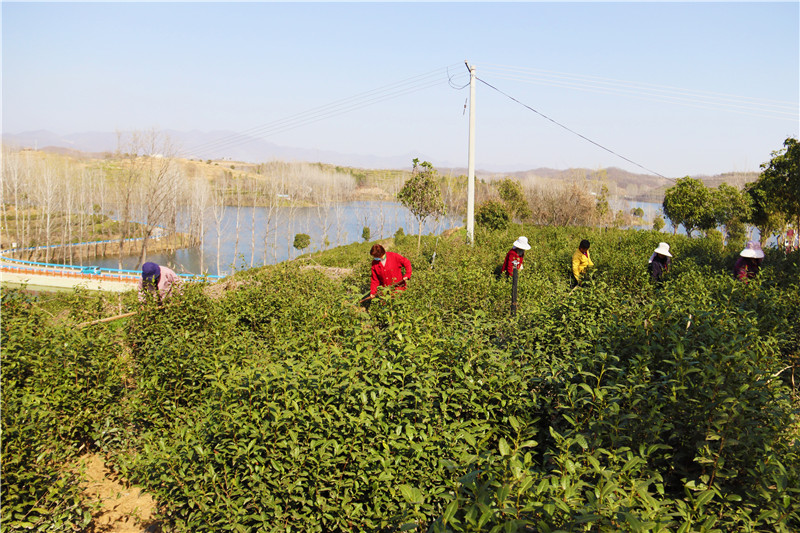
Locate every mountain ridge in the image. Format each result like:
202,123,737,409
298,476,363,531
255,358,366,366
3,129,758,201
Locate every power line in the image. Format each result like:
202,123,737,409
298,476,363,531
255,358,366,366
183,64,468,158
481,63,798,121
476,76,673,180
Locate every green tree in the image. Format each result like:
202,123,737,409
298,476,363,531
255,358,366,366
631,207,645,218
745,179,785,245
475,200,510,230
711,183,752,244
361,226,370,242
756,137,800,232
653,214,666,232
396,159,446,249
393,227,406,245
293,233,310,254
496,178,531,223
662,177,715,237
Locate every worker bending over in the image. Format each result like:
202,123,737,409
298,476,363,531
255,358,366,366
368,244,412,299
139,261,181,302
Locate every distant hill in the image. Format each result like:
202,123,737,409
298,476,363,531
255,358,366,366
1,129,424,170
2,129,759,202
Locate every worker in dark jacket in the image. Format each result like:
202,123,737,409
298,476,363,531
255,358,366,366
369,244,412,298
648,242,672,284
502,236,531,277
733,241,764,281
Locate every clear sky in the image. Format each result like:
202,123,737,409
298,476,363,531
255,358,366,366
2,1,798,177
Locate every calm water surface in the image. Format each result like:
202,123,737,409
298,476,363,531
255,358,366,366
90,201,461,276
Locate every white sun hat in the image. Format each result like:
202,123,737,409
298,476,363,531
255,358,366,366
740,240,765,259
513,236,531,250
653,242,672,257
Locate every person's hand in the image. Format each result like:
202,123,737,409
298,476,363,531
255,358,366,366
402,276,408,281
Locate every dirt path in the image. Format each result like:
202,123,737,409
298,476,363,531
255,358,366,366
78,454,160,533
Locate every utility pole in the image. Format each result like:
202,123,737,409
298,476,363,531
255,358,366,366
465,61,476,245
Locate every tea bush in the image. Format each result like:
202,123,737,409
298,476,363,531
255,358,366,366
2,225,798,532
1,289,125,531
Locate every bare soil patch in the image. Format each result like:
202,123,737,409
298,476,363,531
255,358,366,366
300,264,354,281
203,278,249,300
78,454,159,533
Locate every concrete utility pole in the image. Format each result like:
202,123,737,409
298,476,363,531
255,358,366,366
465,61,476,245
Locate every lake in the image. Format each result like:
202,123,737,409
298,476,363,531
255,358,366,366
86,199,771,277
89,201,462,276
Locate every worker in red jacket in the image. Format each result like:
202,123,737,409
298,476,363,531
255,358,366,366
502,236,531,277
369,244,412,298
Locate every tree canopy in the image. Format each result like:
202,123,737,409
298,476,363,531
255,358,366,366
752,137,799,235
711,182,751,242
662,177,715,237
496,178,531,223
396,159,446,248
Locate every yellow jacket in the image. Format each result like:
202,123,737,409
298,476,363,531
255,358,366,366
572,249,594,280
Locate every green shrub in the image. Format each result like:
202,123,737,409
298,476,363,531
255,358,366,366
476,200,510,230
293,233,311,251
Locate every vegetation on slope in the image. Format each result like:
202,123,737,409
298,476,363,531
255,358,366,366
2,225,799,532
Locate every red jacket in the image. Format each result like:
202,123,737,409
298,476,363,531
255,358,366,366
370,252,412,296
502,248,524,277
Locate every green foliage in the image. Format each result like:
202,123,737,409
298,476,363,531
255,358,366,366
745,179,786,243
1,289,125,531
663,177,715,236
653,214,666,232
757,137,800,227
631,207,645,217
361,225,371,242
3,228,800,532
496,178,531,222
293,233,311,251
476,200,510,230
394,227,407,245
397,159,446,249
712,183,752,242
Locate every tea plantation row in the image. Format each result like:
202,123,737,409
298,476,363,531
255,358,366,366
2,226,799,532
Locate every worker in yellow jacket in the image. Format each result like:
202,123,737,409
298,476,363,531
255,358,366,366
571,239,594,287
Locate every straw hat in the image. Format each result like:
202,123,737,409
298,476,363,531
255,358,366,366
653,242,672,257
513,236,531,250
740,240,764,259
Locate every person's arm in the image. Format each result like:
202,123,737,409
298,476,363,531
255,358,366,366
162,270,182,298
586,251,594,268
370,265,381,296
399,253,412,280
572,251,582,279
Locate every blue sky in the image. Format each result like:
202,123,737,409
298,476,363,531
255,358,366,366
2,1,798,177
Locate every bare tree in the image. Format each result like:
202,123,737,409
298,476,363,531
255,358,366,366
33,157,58,262
190,177,211,274
210,178,230,276
110,130,182,269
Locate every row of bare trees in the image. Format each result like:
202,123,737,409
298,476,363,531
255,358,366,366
439,171,623,229
2,133,364,275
